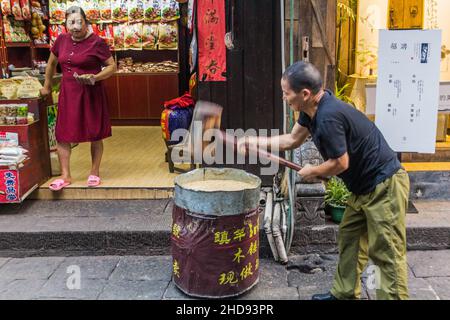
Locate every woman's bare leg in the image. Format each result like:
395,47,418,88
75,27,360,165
90,140,104,177
57,142,72,183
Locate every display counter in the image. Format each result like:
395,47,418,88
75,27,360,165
0,98,51,203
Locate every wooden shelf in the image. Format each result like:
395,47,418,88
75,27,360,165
5,42,31,48
33,44,51,49
115,71,179,76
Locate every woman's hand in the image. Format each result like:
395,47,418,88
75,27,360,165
75,73,96,85
40,86,51,97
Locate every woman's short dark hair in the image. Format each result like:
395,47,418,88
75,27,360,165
282,61,323,94
65,6,89,24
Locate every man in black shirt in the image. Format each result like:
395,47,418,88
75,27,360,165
240,61,410,300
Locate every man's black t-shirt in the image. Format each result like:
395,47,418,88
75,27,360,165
298,90,401,195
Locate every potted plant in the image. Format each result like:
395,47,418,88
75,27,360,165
324,177,351,223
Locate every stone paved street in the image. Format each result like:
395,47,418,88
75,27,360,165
0,251,449,300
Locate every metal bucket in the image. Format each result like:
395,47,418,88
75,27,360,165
171,168,262,298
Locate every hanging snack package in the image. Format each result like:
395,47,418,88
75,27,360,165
161,0,179,22
32,0,48,19
144,0,161,23
30,0,44,17
96,23,105,38
49,0,65,24
99,23,114,48
158,21,177,50
66,0,80,6
142,23,158,50
20,0,32,20
90,23,100,36
49,24,66,46
125,22,142,50
1,0,12,16
112,0,128,23
84,0,100,23
99,0,112,23
128,0,144,23
11,0,23,20
113,24,125,50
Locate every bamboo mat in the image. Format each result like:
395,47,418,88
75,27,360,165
37,127,190,196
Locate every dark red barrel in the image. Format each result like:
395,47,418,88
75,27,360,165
171,168,261,298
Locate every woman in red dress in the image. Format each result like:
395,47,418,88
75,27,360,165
41,6,117,191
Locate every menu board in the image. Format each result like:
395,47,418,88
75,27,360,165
375,30,442,153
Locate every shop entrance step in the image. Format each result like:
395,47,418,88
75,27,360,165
29,187,174,200
0,200,449,258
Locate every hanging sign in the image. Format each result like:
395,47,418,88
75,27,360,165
198,0,227,81
375,30,442,153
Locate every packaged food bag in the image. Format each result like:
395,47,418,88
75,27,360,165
142,23,158,50
20,0,32,20
158,21,177,50
125,22,142,50
113,23,125,50
99,0,112,23
144,0,161,23
84,0,100,23
112,0,128,23
161,0,179,22
128,0,144,23
1,0,12,16
11,0,23,20
49,0,65,24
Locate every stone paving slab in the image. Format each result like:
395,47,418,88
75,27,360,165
99,280,169,300
408,251,450,277
109,256,172,282
163,281,195,300
37,278,107,300
0,257,64,281
0,280,47,300
0,258,9,269
48,256,120,281
425,278,450,300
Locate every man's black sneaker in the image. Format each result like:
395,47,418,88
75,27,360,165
311,292,338,300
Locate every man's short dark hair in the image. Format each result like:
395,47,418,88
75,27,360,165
282,61,323,94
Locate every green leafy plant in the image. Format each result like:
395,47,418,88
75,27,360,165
335,82,355,106
355,39,378,76
324,177,351,208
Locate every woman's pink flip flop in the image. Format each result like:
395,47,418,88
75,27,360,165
87,175,101,187
49,179,71,191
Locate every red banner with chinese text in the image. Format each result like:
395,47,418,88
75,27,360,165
0,169,19,203
198,0,227,82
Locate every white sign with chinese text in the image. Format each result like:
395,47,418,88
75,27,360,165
375,30,442,153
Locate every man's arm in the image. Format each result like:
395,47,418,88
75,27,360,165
238,122,310,153
299,152,349,181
